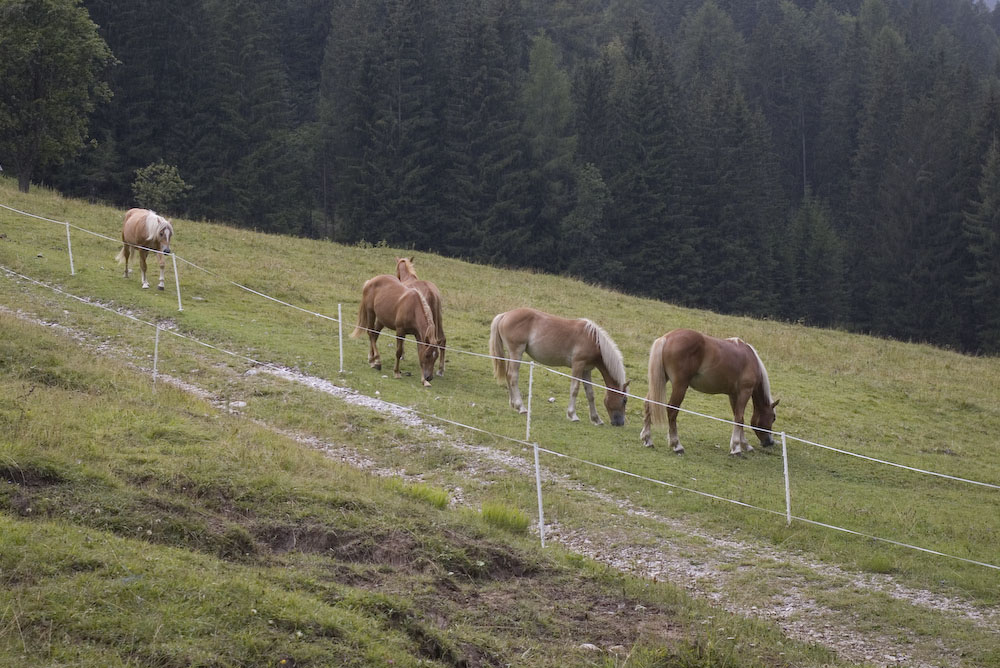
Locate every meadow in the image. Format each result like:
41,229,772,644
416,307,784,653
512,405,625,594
1,178,999,666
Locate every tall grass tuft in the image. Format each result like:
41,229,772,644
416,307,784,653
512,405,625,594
481,501,530,534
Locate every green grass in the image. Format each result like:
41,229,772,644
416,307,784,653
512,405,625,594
2,177,1000,665
480,501,531,534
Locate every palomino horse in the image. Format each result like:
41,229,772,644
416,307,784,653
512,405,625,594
489,308,629,426
395,257,446,376
639,329,779,455
115,208,174,290
351,274,440,386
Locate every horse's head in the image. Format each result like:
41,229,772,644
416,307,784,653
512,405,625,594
751,398,779,446
603,380,630,427
396,256,416,281
416,334,440,386
157,218,174,254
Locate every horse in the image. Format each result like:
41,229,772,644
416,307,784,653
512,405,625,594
350,274,440,386
115,208,174,290
639,329,779,455
395,257,446,376
489,308,629,426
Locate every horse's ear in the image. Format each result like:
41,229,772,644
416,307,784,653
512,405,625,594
623,381,631,393
408,256,414,263
771,398,780,409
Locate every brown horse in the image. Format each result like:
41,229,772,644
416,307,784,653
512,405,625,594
115,208,174,290
350,274,440,386
640,329,778,455
395,257,446,376
489,308,629,426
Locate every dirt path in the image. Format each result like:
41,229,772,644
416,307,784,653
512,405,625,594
6,305,998,667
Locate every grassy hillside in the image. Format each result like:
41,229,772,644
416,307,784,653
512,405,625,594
2,178,999,666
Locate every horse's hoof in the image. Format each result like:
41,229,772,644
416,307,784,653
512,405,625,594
157,285,164,291
394,372,402,379
591,418,604,426
673,446,685,455
373,363,381,371
141,284,149,289
422,379,432,387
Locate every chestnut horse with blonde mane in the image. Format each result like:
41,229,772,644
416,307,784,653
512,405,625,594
395,257,446,376
490,308,629,426
115,208,174,290
351,274,440,386
640,329,778,455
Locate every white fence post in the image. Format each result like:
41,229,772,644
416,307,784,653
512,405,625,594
525,361,534,442
338,303,344,373
171,254,182,311
152,325,161,388
534,442,546,548
65,223,75,276
782,432,792,526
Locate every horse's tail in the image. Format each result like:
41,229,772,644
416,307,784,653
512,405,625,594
114,246,125,264
489,312,507,383
350,292,368,339
645,336,669,426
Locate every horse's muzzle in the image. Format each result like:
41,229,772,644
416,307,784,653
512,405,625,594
610,414,626,427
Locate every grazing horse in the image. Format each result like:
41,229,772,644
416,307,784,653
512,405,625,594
115,208,174,290
489,308,629,426
639,329,779,455
350,274,440,386
395,257,446,376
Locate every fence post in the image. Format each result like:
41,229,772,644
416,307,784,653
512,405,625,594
152,326,161,388
525,361,535,442
171,254,182,311
534,442,546,548
65,222,75,276
782,432,791,526
338,303,344,373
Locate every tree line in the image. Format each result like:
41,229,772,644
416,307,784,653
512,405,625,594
23,0,1000,353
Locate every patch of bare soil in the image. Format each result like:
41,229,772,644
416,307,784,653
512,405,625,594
6,305,997,667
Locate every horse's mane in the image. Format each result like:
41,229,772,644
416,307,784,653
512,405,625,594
744,341,772,402
145,210,169,238
414,288,436,337
583,319,626,386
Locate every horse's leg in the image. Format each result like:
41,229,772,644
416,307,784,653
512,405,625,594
581,368,603,425
393,332,405,379
367,324,382,370
156,251,166,290
505,345,527,414
728,391,753,455
139,250,150,289
122,245,131,278
666,382,688,454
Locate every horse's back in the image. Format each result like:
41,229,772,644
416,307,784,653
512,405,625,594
498,308,590,366
660,329,755,394
122,208,149,242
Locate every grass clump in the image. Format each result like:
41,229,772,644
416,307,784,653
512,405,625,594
481,501,531,534
387,479,450,509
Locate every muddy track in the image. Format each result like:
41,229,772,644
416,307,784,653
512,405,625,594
5,304,998,668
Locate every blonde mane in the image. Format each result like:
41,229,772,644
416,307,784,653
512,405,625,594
744,341,772,401
415,289,436,336
583,319,626,386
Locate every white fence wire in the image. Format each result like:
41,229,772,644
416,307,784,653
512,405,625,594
2,202,998,573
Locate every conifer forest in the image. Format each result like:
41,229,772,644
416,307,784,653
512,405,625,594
35,0,1000,353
